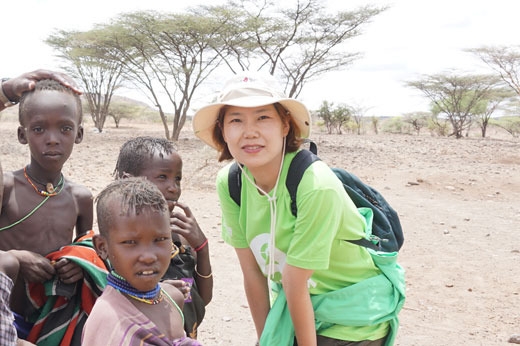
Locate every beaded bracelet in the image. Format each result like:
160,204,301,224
193,239,208,252
194,265,212,279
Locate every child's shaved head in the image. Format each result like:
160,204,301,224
18,79,83,125
96,177,168,236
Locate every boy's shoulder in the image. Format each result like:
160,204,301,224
63,176,93,199
1,169,23,202
160,282,185,309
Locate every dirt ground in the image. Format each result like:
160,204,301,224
1,117,519,346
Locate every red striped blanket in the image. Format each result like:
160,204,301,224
26,231,108,346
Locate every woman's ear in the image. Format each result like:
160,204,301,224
282,119,290,137
93,234,109,260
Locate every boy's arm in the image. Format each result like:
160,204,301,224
9,250,55,283
51,185,92,284
170,202,213,305
74,185,94,238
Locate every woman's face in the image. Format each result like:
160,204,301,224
222,104,289,171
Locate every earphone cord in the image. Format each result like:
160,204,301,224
238,138,286,300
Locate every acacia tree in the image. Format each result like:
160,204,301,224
332,104,352,134
468,46,520,96
107,101,143,128
403,112,430,135
317,100,334,134
46,29,124,132
95,11,228,140
211,0,386,97
351,105,367,135
45,3,386,139
473,88,515,137
316,101,351,134
407,72,502,138
487,98,520,137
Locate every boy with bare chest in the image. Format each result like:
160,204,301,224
0,78,92,340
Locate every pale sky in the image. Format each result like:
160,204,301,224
2,0,520,116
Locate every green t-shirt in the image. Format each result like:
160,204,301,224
217,150,389,341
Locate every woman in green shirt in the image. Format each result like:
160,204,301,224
193,73,405,346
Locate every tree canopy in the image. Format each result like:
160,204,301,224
407,72,504,138
45,0,386,139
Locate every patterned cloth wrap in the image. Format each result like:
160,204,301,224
82,285,203,346
0,271,17,346
26,231,108,346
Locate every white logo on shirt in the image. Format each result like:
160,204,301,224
250,233,286,281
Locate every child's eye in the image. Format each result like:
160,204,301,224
157,175,167,180
32,127,44,133
61,126,73,132
228,118,241,124
175,176,182,182
155,237,169,242
121,240,136,245
258,115,271,120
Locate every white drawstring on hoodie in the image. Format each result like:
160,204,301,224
237,139,286,300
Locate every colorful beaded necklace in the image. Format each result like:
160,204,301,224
23,166,64,197
107,270,164,305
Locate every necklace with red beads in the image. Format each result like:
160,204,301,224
23,166,64,197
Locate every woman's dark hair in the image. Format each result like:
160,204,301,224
212,102,303,162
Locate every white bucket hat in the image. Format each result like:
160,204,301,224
192,73,311,149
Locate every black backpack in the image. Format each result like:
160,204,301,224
228,146,404,252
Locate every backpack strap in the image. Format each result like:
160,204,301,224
302,139,318,155
228,162,242,206
286,150,320,217
227,150,383,251
287,150,382,251
346,238,382,252
228,151,320,211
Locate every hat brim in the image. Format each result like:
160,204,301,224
193,97,311,149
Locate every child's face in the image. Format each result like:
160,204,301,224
97,203,172,292
139,151,183,212
17,90,83,171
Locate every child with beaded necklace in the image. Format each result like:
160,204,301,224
83,177,202,346
114,136,213,339
0,78,92,341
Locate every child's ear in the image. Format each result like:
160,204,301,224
93,234,108,260
75,125,84,144
121,172,134,179
17,126,28,145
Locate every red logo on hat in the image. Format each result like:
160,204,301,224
243,77,249,82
